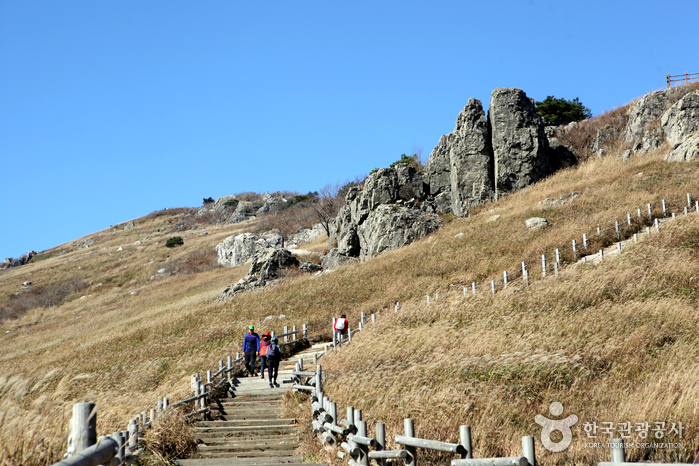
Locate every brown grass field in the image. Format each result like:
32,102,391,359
2,92,699,465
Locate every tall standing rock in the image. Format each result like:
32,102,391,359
449,98,493,216
489,88,550,199
624,87,687,142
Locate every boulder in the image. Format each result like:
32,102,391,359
321,248,358,270
76,238,95,249
357,205,442,260
525,217,549,229
664,133,699,162
212,195,239,213
215,230,284,268
538,192,580,209
217,247,299,301
124,222,135,230
248,248,299,281
489,88,550,199
2,252,34,269
194,206,211,218
661,91,699,147
300,261,323,273
329,205,360,256
624,88,686,142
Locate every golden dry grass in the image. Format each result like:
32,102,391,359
2,112,699,464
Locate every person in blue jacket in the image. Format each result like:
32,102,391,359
243,325,260,376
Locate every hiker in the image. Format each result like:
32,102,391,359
259,331,271,379
243,325,260,376
266,336,282,388
334,313,349,343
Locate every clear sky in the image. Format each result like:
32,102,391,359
1,0,697,260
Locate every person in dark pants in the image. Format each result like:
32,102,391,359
243,325,260,376
266,337,282,388
259,331,271,379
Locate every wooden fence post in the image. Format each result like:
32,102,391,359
303,323,308,339
555,249,560,265
688,193,692,208
472,283,476,296
491,280,496,295
522,436,536,466
376,423,387,466
597,226,601,235
128,421,138,449
610,438,625,463
648,203,653,220
615,221,619,235
541,255,546,278
599,249,604,261
503,271,508,288
361,312,366,326
316,365,322,394
655,218,660,232
662,199,667,216
284,326,288,343
459,425,472,459
149,409,156,424
69,402,97,456
522,262,528,286
404,418,417,466
572,240,577,259
637,208,642,219
371,313,376,324
357,420,370,466
627,213,632,227
583,233,588,249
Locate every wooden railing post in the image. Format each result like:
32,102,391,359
404,418,417,466
376,422,386,466
303,323,308,339
68,402,97,456
459,425,472,459
522,435,536,466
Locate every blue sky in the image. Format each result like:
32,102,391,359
1,0,697,260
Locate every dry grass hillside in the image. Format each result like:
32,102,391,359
2,88,699,465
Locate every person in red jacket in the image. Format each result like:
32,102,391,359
334,314,349,343
259,332,271,379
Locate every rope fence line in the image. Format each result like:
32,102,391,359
422,193,699,302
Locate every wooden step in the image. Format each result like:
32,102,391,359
196,419,294,428
175,457,319,466
198,449,299,458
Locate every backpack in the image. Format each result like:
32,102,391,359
266,343,280,361
336,318,346,330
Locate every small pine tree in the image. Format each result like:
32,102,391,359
535,96,592,126
166,237,184,248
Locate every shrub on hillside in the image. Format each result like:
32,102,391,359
535,96,592,126
165,237,184,248
223,199,239,209
203,197,214,204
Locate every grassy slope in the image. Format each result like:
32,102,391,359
2,128,699,464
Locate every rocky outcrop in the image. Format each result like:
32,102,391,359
664,133,699,162
256,193,286,215
215,230,284,267
661,91,699,147
328,167,440,261
490,88,550,199
225,201,258,225
624,88,686,142
357,205,442,260
425,88,555,214
217,247,299,301
426,98,492,215
2,252,34,269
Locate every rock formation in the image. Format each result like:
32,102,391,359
664,133,699,162
490,88,551,198
624,87,686,142
325,87,569,262
661,90,699,147
217,247,299,301
215,230,284,267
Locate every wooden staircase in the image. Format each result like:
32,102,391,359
175,343,328,466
